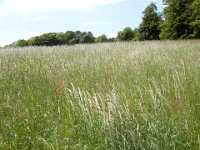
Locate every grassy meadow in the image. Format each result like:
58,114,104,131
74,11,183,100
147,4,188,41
0,41,200,149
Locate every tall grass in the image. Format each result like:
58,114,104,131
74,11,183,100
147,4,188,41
0,41,200,149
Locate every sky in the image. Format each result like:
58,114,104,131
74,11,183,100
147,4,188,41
0,0,163,46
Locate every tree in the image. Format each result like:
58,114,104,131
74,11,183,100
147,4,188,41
56,32,66,45
117,27,134,41
108,37,115,42
160,0,195,39
95,34,108,43
65,31,76,45
80,32,95,43
16,39,29,47
191,0,200,38
138,3,162,40
73,31,82,44
27,36,43,46
132,28,140,41
41,33,60,46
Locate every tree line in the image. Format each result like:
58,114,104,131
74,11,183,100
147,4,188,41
8,0,200,47
13,31,114,47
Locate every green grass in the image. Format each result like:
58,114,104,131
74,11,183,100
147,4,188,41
0,41,200,149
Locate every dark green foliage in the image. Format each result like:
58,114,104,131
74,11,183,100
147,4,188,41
191,0,200,38
27,36,42,46
80,32,95,43
160,0,193,39
66,31,95,45
117,27,135,41
16,39,29,47
40,33,61,46
55,33,67,45
108,37,115,42
95,34,109,43
132,28,140,41
72,31,82,44
160,0,200,39
64,31,76,45
15,31,95,47
138,3,162,40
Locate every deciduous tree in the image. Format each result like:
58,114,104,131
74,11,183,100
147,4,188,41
117,27,134,41
138,3,161,40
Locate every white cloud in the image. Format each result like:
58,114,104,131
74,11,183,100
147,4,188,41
0,0,126,17
22,16,49,23
81,21,113,26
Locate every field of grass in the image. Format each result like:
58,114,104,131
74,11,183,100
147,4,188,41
0,41,200,149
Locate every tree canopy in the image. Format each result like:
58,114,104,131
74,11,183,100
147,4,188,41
191,0,200,37
14,31,97,47
116,27,135,41
160,0,200,39
95,34,109,43
138,3,162,40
